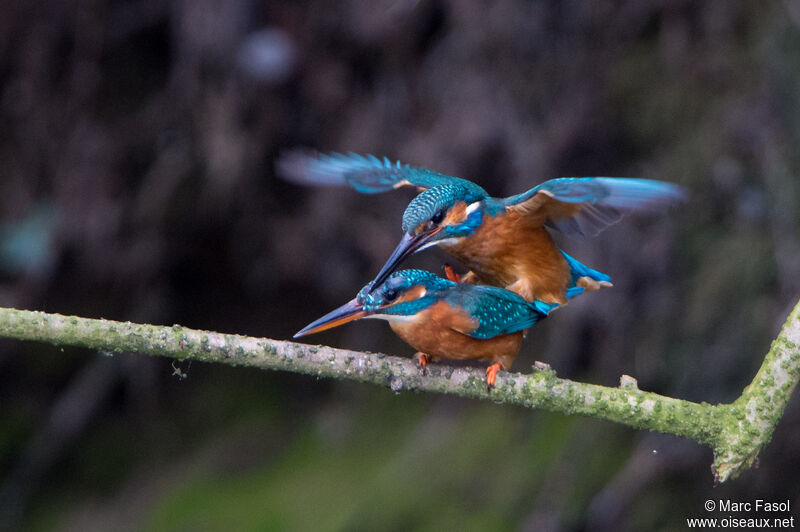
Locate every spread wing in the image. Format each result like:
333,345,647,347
445,285,557,339
504,177,687,239
276,151,480,194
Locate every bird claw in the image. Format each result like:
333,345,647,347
459,271,479,284
414,352,430,375
443,264,461,283
533,361,551,371
486,362,502,389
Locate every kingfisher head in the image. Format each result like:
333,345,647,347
294,270,453,337
368,185,487,291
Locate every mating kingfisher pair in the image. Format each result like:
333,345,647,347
282,152,686,386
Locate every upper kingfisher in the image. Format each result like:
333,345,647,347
294,269,561,387
278,152,686,304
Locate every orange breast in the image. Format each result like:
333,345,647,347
388,301,523,369
441,209,571,304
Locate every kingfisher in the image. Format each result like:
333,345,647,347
278,152,686,304
294,269,563,387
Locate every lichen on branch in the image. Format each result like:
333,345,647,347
0,299,798,484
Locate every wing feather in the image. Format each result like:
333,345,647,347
276,151,478,194
444,285,555,339
505,177,686,238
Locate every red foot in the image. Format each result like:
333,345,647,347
486,362,502,389
414,352,430,369
443,264,461,283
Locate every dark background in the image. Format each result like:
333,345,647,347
1,1,799,530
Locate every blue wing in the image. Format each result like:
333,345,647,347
445,284,557,339
276,151,482,194
504,177,687,239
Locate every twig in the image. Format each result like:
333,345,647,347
0,300,798,483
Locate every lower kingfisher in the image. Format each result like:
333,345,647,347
278,152,686,304
294,269,562,387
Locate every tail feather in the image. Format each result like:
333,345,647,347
532,300,561,314
561,250,612,290
565,286,586,300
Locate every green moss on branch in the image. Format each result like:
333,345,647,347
1,300,798,484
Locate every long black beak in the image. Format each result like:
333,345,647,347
294,298,367,338
369,230,439,292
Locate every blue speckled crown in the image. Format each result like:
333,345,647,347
401,185,486,233
357,269,454,315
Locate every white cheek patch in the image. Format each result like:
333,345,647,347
366,314,418,322
418,240,441,251
423,237,458,250
465,201,481,215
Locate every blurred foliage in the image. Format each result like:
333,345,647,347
1,1,800,530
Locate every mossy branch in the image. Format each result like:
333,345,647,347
1,300,798,484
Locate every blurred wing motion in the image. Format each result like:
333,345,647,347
276,151,478,194
445,284,558,339
504,177,687,239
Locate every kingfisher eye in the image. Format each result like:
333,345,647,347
383,289,398,302
431,210,445,225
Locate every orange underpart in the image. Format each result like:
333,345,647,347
486,362,502,388
443,264,461,283
443,208,573,303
